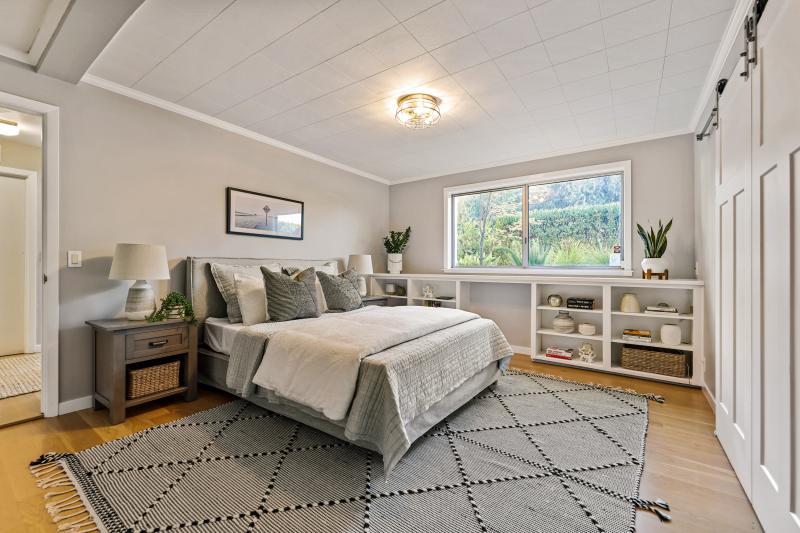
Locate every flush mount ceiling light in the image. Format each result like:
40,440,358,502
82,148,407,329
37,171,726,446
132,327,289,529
0,119,20,136
395,93,441,129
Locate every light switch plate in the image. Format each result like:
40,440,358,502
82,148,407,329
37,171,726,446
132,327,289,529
67,250,82,267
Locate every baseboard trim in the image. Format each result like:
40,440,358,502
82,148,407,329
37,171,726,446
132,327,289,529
58,395,93,415
510,345,532,356
702,385,716,413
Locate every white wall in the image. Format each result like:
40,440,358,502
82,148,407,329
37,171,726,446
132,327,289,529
694,130,717,397
0,61,390,403
389,134,697,278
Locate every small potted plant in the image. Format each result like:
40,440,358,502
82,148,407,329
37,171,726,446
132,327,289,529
637,219,672,277
148,291,197,324
384,227,411,274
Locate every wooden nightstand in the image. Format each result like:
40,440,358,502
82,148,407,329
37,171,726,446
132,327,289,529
86,319,197,424
362,295,389,306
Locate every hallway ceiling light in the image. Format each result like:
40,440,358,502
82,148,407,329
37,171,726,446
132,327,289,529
395,93,441,129
0,119,20,136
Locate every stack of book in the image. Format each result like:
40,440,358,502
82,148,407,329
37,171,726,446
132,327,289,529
644,303,678,315
622,329,652,342
566,297,595,310
544,347,575,360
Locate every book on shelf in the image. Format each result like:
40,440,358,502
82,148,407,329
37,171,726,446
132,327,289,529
566,297,595,309
644,304,678,314
622,335,652,342
622,328,652,342
545,347,574,360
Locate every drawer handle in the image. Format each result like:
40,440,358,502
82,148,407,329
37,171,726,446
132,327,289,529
148,340,168,347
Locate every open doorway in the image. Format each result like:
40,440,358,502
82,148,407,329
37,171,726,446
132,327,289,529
0,107,43,427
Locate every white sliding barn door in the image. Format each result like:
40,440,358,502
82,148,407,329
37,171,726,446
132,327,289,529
750,0,800,529
715,55,753,496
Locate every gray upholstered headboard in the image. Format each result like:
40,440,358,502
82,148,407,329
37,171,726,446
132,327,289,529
185,256,341,324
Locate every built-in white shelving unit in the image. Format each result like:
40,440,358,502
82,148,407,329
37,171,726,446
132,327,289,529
370,273,704,387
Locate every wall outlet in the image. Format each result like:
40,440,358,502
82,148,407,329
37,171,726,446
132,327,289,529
67,250,82,267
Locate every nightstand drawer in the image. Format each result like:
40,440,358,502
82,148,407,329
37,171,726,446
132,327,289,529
126,326,188,360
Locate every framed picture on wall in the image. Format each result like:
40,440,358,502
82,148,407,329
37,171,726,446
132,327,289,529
226,187,304,240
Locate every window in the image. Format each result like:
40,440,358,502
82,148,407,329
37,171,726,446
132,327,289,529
445,162,631,273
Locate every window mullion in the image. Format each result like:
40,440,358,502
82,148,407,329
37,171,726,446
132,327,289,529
522,185,529,268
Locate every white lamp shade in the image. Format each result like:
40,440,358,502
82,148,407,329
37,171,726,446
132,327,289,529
109,243,170,280
347,254,373,275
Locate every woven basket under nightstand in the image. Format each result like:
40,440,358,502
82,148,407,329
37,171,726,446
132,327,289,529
620,345,689,378
127,360,181,399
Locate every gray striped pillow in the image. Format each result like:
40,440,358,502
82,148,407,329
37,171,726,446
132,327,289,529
316,269,363,312
261,267,319,322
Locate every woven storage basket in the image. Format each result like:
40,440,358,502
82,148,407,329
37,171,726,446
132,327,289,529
127,360,181,399
620,345,689,377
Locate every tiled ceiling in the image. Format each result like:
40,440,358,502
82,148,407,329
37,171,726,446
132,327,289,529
89,0,734,183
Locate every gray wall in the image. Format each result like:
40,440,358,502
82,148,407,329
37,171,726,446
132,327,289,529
694,130,717,397
390,134,697,278
0,61,389,403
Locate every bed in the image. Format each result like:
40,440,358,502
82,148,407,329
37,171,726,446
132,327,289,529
186,256,513,472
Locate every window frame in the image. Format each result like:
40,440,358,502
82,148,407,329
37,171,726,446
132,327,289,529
443,160,632,276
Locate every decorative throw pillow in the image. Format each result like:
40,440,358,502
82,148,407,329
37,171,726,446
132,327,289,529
261,267,319,321
283,262,337,314
234,274,268,325
210,263,281,323
316,269,363,312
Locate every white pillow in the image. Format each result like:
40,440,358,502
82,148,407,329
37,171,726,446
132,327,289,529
234,274,268,325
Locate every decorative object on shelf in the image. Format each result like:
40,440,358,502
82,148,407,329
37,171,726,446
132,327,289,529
394,285,406,296
226,187,303,240
422,285,435,299
422,300,442,308
578,323,596,336
623,328,652,342
609,244,621,267
384,226,411,274
547,294,563,307
347,254,373,297
637,218,673,279
621,345,688,378
552,311,576,333
578,342,596,363
109,243,170,321
619,292,641,313
660,324,682,346
567,297,595,310
645,303,678,314
545,347,574,360
438,296,455,301
384,283,396,295
147,291,196,324
395,93,441,129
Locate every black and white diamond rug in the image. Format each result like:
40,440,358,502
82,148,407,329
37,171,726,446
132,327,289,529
30,371,669,533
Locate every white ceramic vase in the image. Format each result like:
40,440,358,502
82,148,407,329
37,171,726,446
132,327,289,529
619,293,641,313
660,324,682,346
387,253,403,274
641,257,668,275
552,311,576,333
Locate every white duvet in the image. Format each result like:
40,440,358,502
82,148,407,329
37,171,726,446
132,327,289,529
251,306,479,420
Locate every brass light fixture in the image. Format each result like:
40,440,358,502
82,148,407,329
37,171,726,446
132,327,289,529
395,93,441,129
0,118,20,136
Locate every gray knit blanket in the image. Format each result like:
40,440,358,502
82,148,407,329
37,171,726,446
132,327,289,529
226,309,512,472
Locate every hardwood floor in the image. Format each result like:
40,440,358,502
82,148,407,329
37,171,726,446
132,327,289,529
0,391,42,428
0,356,761,532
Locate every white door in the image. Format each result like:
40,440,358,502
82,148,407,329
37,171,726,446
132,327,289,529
0,174,27,356
750,0,800,529
715,55,753,496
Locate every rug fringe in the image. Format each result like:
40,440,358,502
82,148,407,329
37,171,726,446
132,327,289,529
508,369,666,403
29,455,103,533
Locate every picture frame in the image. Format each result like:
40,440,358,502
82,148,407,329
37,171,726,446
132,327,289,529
226,187,304,240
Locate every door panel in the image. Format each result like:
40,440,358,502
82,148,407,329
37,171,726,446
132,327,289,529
750,0,800,529
0,175,27,356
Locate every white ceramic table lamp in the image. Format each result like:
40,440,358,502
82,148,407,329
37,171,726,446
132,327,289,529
347,254,373,297
109,243,170,320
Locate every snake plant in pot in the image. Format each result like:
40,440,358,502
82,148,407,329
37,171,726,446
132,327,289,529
637,219,672,275
384,227,411,274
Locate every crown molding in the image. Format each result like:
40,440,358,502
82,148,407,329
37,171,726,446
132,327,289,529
80,74,391,185
690,0,752,132
389,129,692,185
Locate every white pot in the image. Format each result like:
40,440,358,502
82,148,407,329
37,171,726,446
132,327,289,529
660,324,682,346
641,257,668,275
619,293,641,313
387,253,403,274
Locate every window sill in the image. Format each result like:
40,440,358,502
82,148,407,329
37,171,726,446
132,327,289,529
442,267,634,277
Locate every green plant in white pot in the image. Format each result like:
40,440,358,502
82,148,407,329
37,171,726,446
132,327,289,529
384,227,411,274
637,219,672,275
